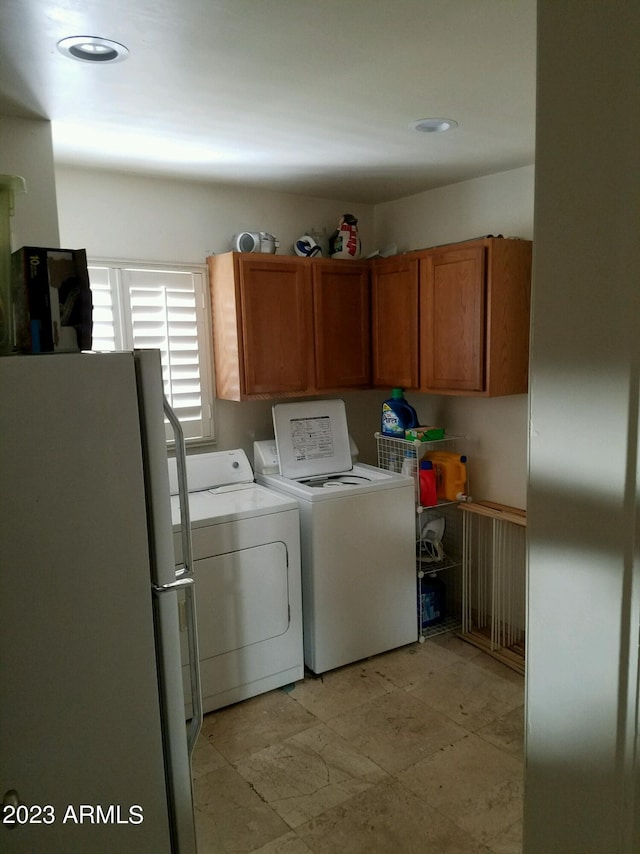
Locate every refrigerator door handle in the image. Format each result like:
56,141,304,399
153,577,195,593
160,397,202,756
162,396,202,755
182,582,202,756
153,577,202,755
163,396,193,580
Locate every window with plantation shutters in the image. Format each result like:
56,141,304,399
88,261,214,443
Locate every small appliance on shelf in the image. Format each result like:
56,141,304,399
231,231,279,254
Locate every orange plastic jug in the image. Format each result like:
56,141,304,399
423,451,467,501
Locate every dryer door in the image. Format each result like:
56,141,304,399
191,542,290,656
179,540,300,713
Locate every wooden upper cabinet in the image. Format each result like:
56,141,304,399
208,238,531,401
208,253,313,400
239,256,314,395
371,255,420,389
483,238,532,396
421,245,486,392
312,261,370,390
208,253,371,400
420,237,532,396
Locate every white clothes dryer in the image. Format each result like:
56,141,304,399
169,449,303,713
255,400,417,675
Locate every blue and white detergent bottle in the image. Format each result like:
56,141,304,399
381,388,419,437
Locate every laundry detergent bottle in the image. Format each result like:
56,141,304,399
381,388,419,438
419,460,438,507
424,451,468,501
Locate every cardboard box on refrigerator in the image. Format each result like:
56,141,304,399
11,247,93,353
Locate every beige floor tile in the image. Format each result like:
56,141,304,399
193,814,226,854
398,733,523,845
407,657,524,732
250,830,314,853
235,722,388,828
194,764,289,853
486,819,523,854
192,736,230,780
296,778,491,854
361,638,463,689
431,631,484,660
289,660,395,721
325,687,468,774
190,641,524,854
476,705,525,759
470,652,526,686
249,830,313,854
201,688,318,763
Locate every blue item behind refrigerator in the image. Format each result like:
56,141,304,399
419,578,446,628
381,388,419,437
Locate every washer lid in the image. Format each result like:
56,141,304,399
272,399,352,480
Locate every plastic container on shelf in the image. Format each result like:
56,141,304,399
419,460,437,507
401,451,418,484
419,577,446,628
405,425,445,441
380,388,419,438
424,451,468,501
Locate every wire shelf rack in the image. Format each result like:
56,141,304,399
375,432,468,641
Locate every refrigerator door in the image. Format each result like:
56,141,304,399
134,350,200,848
0,352,193,853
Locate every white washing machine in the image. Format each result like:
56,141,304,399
168,449,303,713
254,399,417,675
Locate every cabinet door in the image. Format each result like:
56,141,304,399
371,256,419,389
313,262,370,389
483,238,532,396
421,246,486,392
238,257,313,395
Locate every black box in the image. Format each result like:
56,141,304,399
12,247,93,353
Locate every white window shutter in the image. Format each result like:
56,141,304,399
87,266,120,351
87,263,214,443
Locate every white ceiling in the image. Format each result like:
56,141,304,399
0,0,537,204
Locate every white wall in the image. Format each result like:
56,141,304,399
374,164,534,253
55,166,375,263
0,116,59,248
374,165,535,508
55,165,381,463
525,2,640,852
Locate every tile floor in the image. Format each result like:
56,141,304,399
191,632,525,854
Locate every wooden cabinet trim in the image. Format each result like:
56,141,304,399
208,253,243,400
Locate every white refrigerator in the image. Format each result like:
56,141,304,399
0,350,202,853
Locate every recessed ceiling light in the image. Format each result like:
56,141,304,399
57,36,129,63
410,118,458,134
